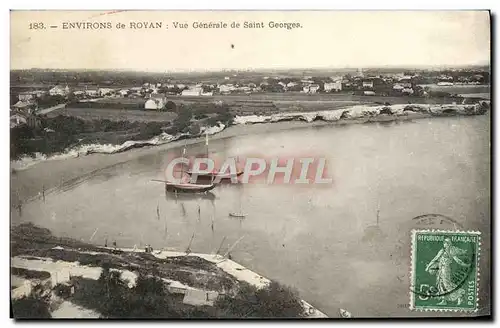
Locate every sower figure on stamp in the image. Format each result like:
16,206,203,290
425,238,470,306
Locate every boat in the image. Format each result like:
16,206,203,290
152,179,216,193
187,130,244,181
188,169,244,180
152,142,216,194
228,183,246,218
228,212,247,218
165,188,216,201
339,309,352,318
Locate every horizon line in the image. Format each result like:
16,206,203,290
10,63,491,74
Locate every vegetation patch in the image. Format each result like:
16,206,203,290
11,223,308,318
64,269,304,318
11,101,234,160
11,283,52,319
11,267,51,280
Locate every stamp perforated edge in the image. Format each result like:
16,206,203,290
409,229,481,312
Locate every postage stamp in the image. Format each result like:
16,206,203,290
410,230,481,312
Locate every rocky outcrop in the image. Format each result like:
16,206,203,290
233,103,488,125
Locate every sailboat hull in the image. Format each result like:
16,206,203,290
229,213,247,218
187,170,244,181
165,184,216,193
152,180,216,193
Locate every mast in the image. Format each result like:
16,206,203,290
205,130,209,160
181,140,187,181
238,183,243,213
206,130,214,184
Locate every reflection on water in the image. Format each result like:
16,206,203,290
11,115,490,317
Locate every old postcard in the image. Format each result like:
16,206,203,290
9,10,491,319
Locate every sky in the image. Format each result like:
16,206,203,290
10,10,491,72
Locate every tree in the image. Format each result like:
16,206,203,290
215,281,305,318
165,101,177,112
11,283,52,319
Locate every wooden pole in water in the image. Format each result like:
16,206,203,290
185,232,195,255
223,235,245,258
89,228,98,242
215,236,226,255
156,204,160,221
164,214,168,247
181,203,187,217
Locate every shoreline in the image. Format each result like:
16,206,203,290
10,222,328,318
10,104,488,206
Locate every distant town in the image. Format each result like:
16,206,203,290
11,66,490,118
9,66,490,161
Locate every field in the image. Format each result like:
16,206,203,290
46,107,177,123
419,84,490,95
62,93,468,119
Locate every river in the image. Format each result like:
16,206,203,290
11,114,491,317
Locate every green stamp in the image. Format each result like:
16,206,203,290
410,230,481,312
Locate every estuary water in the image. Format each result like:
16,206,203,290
12,114,491,317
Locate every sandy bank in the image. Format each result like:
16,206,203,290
12,247,327,318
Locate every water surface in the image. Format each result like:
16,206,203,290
12,115,491,317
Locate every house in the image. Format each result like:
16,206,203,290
12,100,36,111
98,88,114,97
10,111,41,129
176,84,186,90
181,87,203,96
32,90,48,98
363,90,376,96
145,98,163,110
10,112,27,128
119,89,130,97
182,289,219,306
218,84,234,94
324,81,342,92
85,88,99,97
310,84,320,93
303,84,320,94
201,91,214,96
401,88,414,95
393,84,404,91
362,80,374,89
145,94,166,110
18,92,35,102
398,76,413,83
49,85,70,96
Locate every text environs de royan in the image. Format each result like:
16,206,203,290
61,21,302,30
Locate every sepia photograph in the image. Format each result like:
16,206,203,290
9,10,491,319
